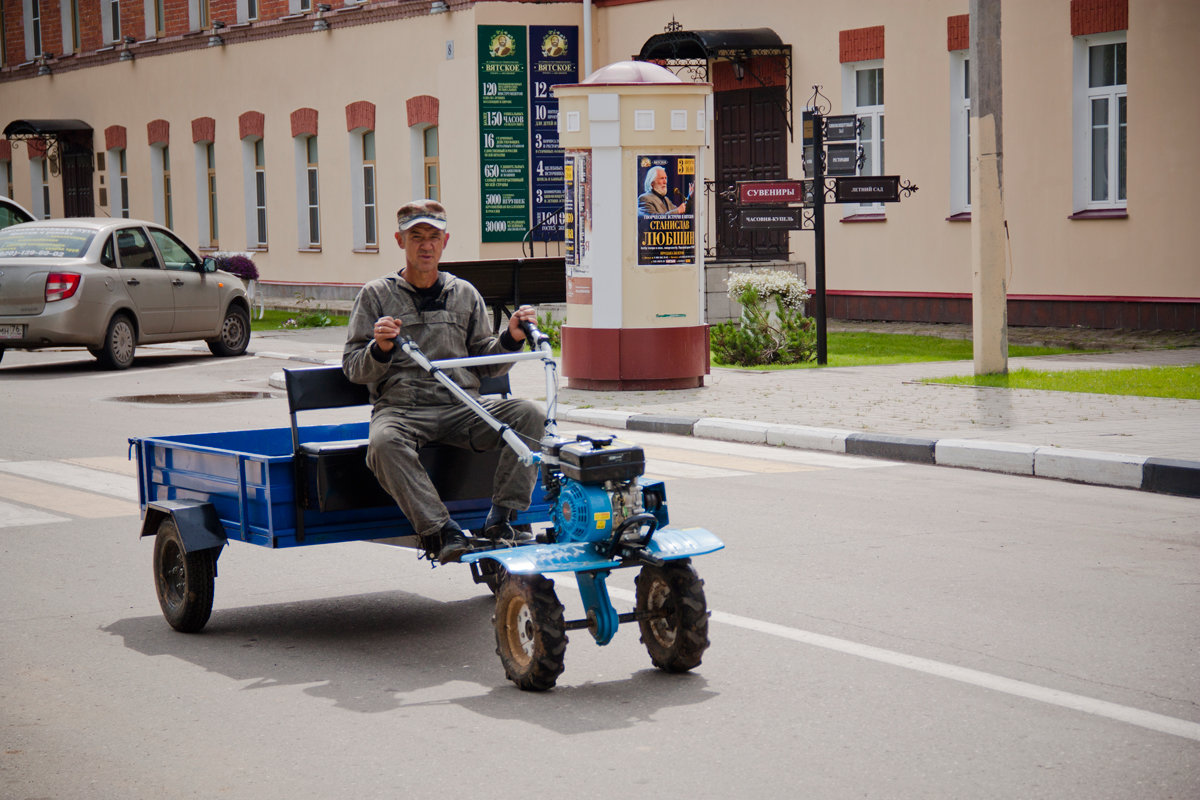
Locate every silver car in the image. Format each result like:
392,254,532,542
0,218,251,369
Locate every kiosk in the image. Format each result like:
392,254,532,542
554,61,712,390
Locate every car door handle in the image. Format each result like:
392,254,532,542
126,278,140,286
172,279,185,286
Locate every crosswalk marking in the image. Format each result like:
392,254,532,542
0,460,140,501
0,472,138,520
0,498,68,528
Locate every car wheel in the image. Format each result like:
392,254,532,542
95,313,136,370
207,304,250,357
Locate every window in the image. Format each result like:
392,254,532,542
1074,33,1126,211
288,0,310,13
362,131,377,247
841,60,885,215
38,158,51,219
296,135,320,248
247,0,258,21
30,0,43,56
70,0,82,52
105,0,120,43
949,52,971,215
424,126,440,201
151,145,173,228
3,158,13,199
253,139,267,246
152,0,166,37
119,150,130,217
204,142,219,247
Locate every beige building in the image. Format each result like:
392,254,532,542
1,0,1196,329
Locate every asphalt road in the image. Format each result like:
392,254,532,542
1,347,1197,799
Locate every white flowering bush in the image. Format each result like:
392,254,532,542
711,269,816,366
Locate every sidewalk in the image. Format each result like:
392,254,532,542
242,322,1200,498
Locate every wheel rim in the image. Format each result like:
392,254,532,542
503,597,535,666
645,579,677,647
158,539,186,610
221,311,247,349
112,320,134,365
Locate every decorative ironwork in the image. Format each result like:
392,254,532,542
665,16,683,33
4,135,61,177
805,85,831,116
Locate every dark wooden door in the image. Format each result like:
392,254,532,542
714,85,788,260
61,132,95,218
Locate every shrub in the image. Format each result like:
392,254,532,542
217,254,259,282
710,270,816,366
535,311,562,349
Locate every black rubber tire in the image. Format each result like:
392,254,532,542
207,304,250,357
153,517,216,633
493,574,567,691
95,313,136,370
635,559,710,673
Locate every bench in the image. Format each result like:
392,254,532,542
283,365,510,515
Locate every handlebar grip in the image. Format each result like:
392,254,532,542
520,319,551,349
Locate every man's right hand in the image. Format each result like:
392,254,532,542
373,315,400,353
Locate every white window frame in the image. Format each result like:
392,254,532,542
61,0,80,55
287,0,311,14
293,135,320,249
25,0,44,59
949,50,971,216
3,159,14,199
144,0,166,38
348,128,377,250
150,144,172,228
840,59,885,217
102,0,120,44
106,146,129,218
409,123,440,202
1073,30,1127,212
242,136,267,249
29,156,50,218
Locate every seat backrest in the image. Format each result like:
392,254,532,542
282,365,510,451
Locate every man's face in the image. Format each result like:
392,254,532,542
397,223,448,273
652,170,668,194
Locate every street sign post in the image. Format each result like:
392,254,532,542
834,175,902,204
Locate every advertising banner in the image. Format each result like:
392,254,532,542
636,154,696,266
478,25,530,242
528,25,577,242
564,150,592,304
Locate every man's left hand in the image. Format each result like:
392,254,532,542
508,305,537,341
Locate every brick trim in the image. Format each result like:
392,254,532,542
239,111,265,140
947,14,969,51
191,116,216,144
27,139,47,159
104,125,127,151
0,141,10,161
406,95,439,128
1071,0,1128,36
291,107,319,138
147,119,170,147
345,100,376,132
840,25,884,63
711,55,788,92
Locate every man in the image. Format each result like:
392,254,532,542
343,199,543,564
638,165,689,215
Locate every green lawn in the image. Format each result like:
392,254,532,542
717,331,1091,370
929,365,1200,400
250,309,348,332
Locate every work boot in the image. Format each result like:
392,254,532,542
437,521,472,564
482,506,535,544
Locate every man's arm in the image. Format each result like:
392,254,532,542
342,286,392,385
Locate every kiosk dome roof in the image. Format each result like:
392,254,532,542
583,60,682,85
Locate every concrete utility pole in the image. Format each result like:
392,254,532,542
970,0,1009,374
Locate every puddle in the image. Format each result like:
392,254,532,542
110,391,277,404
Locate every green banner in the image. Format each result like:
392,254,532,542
478,25,530,243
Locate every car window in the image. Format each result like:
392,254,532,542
0,199,35,230
0,226,95,258
116,227,161,270
100,235,117,267
148,229,199,271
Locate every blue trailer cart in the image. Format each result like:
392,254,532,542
130,325,723,690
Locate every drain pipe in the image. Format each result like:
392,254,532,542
583,0,593,76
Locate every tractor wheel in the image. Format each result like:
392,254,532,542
153,517,216,633
635,559,710,672
493,574,567,691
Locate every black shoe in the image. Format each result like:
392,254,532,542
483,507,535,544
437,523,472,563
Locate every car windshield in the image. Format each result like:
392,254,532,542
0,226,97,258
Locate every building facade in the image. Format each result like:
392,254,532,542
1,0,1197,329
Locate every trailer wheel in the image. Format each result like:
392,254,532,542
635,559,710,672
153,517,216,633
493,574,567,691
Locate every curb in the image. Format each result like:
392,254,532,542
558,407,1200,499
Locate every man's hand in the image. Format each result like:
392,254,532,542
373,315,400,353
508,305,537,341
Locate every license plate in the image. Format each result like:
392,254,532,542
0,324,25,339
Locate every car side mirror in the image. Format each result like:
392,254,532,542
202,256,218,273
